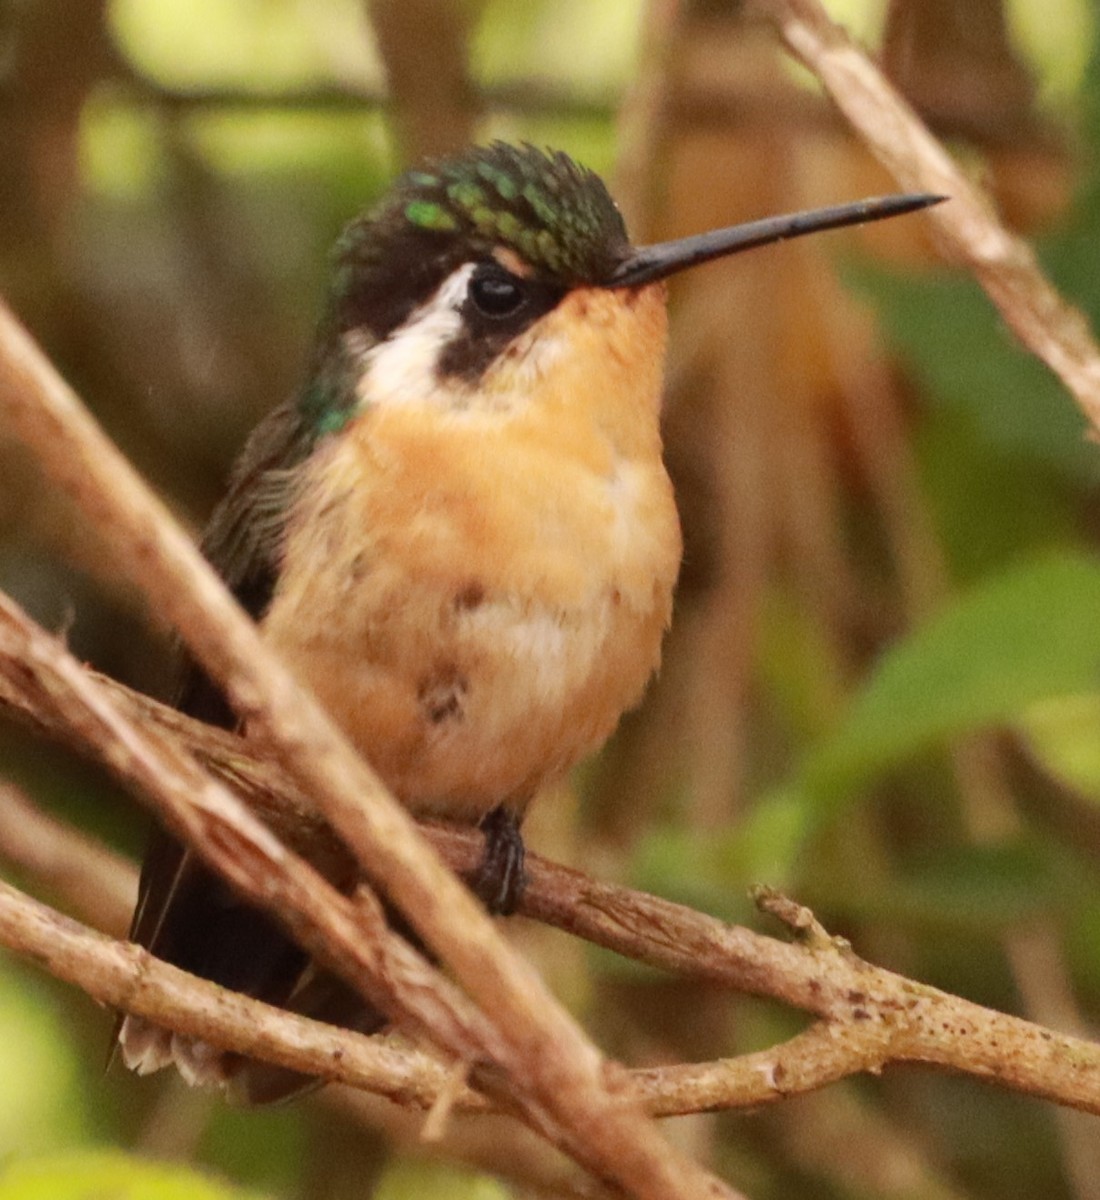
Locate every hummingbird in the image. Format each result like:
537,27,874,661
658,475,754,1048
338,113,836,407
115,142,941,1102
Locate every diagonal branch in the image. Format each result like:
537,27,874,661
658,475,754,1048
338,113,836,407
0,874,470,1111
752,0,1100,438
0,592,499,1065
368,0,481,161
0,859,908,1125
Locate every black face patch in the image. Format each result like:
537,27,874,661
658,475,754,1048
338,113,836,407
334,225,465,346
437,261,565,383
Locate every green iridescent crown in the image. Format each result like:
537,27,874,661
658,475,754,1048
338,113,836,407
383,142,630,285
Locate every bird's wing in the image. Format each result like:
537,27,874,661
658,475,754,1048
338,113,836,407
176,400,310,726
117,402,375,1100
132,400,309,960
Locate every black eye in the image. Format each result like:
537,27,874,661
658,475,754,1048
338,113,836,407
468,265,527,318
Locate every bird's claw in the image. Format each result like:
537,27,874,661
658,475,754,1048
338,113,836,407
470,806,526,916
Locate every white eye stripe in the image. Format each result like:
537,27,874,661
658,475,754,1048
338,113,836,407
430,262,479,316
347,263,475,408
393,261,476,339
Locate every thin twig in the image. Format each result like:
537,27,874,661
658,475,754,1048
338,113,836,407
0,593,499,1066
0,877,470,1109
0,864,875,1123
753,0,1100,438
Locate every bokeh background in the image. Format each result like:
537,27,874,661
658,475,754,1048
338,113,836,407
2,1,1100,1197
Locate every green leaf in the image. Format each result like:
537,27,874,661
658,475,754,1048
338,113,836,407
1019,692,1100,801
806,553,1100,801
375,1158,509,1200
915,404,1075,582
814,843,1063,930
0,1151,269,1200
0,967,90,1155
852,268,1100,486
731,554,1100,876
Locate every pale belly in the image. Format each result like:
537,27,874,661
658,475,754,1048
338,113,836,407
260,410,682,823
264,583,670,821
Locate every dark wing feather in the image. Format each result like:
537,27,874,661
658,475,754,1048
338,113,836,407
132,400,308,960
119,402,384,1100
176,401,309,725
125,405,309,993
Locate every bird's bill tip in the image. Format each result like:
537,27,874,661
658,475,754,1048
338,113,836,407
608,191,947,288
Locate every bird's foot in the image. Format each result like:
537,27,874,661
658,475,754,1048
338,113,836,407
470,806,526,916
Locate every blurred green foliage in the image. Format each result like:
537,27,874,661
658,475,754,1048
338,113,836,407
0,970,91,1156
808,555,1100,800
3,1,1100,1198
375,1159,509,1200
0,1150,270,1200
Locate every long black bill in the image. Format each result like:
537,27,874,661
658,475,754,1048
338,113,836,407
607,192,946,288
